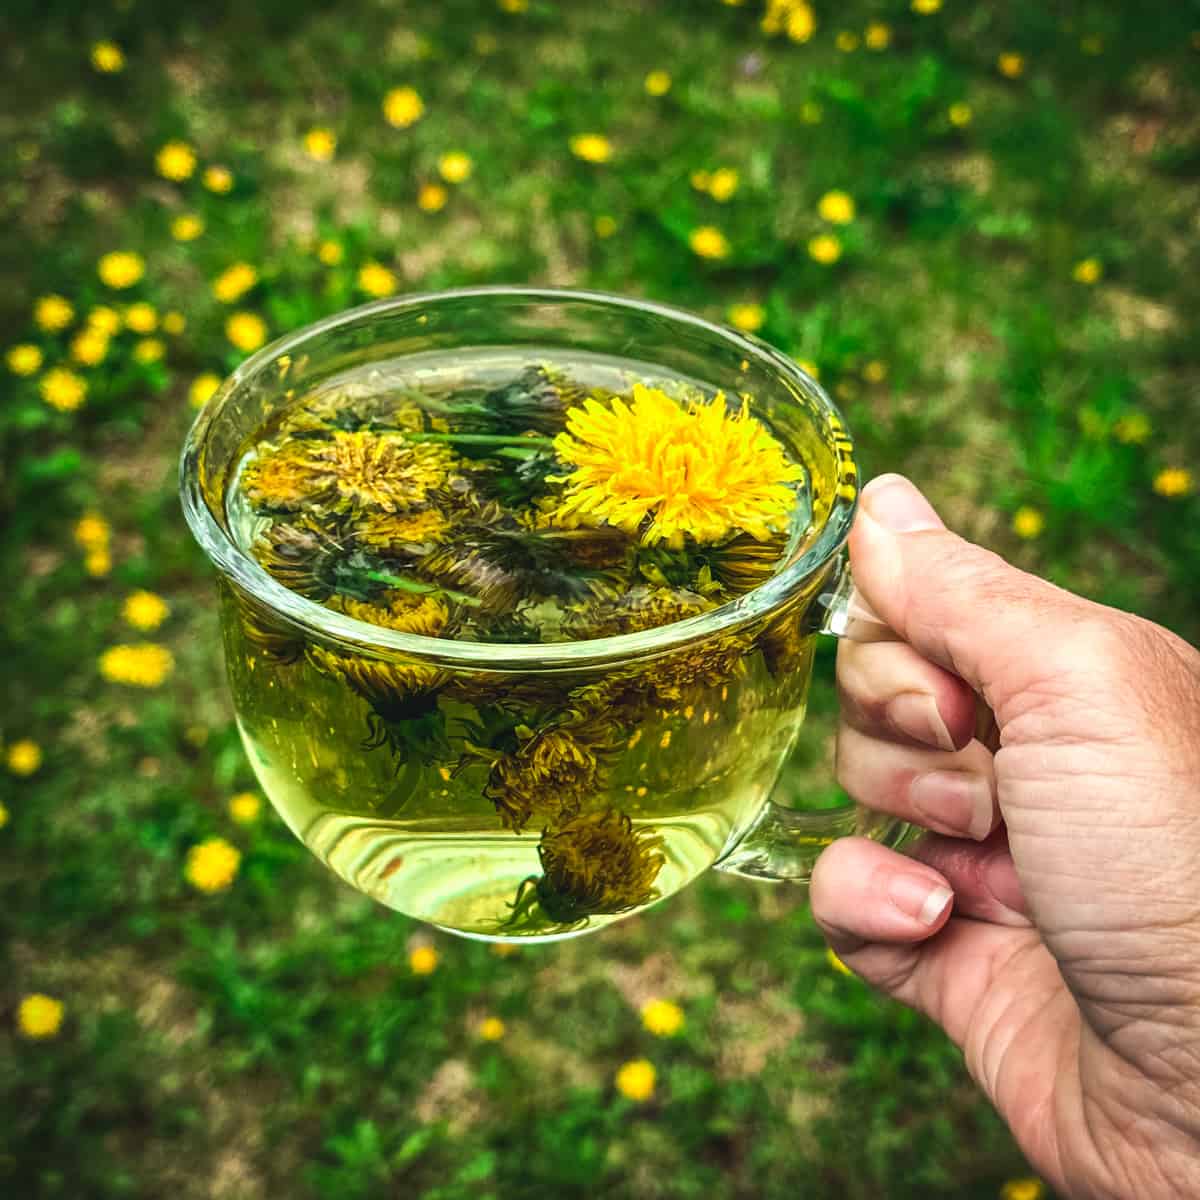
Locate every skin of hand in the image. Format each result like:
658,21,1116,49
811,474,1200,1200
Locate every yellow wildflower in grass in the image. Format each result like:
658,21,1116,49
156,140,197,182
189,373,222,408
1153,467,1194,498
383,86,424,129
171,213,204,241
864,22,891,50
74,513,110,550
708,167,739,202
7,344,43,376
6,739,42,776
797,359,820,379
417,183,448,212
304,127,337,162
34,294,74,332
569,134,613,164
85,549,112,577
553,384,803,547
836,30,860,52
863,360,888,383
357,262,397,297
1012,507,1045,539
478,1016,506,1041
689,226,730,260
911,0,942,11
17,994,64,1039
437,151,473,183
134,338,165,364
90,41,125,73
87,305,122,335
163,311,186,335
203,165,234,193
641,999,685,1036
728,303,765,333
817,190,855,224
760,0,816,43
998,52,1025,78
1072,258,1102,284
122,590,169,632
99,643,175,687
98,251,144,289
317,239,345,265
185,837,241,893
808,234,843,265
499,0,528,10
615,1059,656,1102
826,946,854,975
409,945,438,975
644,70,672,96
1113,411,1150,445
594,215,618,238
124,301,157,333
40,368,87,412
1000,1181,1046,1200
949,102,973,127
212,262,258,303
70,329,109,367
226,312,268,353
229,792,262,824
0,803,7,829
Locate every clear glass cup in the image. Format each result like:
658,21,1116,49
180,287,912,942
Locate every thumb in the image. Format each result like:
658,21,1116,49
849,475,1097,719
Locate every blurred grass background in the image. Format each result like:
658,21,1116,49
2,1,1199,1196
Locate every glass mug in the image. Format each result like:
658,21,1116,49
180,287,911,942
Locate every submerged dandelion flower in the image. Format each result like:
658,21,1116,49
356,508,450,550
185,837,241,892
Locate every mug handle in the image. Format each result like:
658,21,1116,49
713,553,918,883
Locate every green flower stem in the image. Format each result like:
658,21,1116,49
404,432,556,450
364,569,484,608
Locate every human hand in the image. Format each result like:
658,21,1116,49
811,474,1200,1200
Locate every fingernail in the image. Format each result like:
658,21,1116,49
983,849,1027,916
888,874,953,926
910,771,996,841
862,474,944,533
887,692,955,751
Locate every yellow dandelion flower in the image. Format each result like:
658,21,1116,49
690,169,711,192
70,329,109,367
74,513,110,550
357,262,397,297
409,945,438,975
864,22,891,50
949,102,973,127
17,994,64,1039
911,0,942,11
317,239,345,265
437,151,473,183
229,792,262,824
212,262,258,303
98,251,145,289
6,344,43,376
90,41,125,73
1153,467,1193,498
417,183,448,212
826,946,854,975
124,301,157,333
203,165,234,193
6,739,42,776
797,359,820,379
156,140,197,182
189,373,222,408
122,590,169,632
708,167,739,202
644,69,672,96
134,338,165,364
478,1016,506,1041
40,368,87,412
383,86,425,129
761,1,816,43
85,549,112,577
162,311,185,335
1000,1181,1046,1200
570,133,613,164
863,360,887,383
226,312,268,353
1072,258,1102,284
817,190,855,224
304,127,337,162
185,837,241,893
641,999,684,1036
615,1059,656,1102
998,52,1025,78
1012,506,1045,539
553,384,803,547
836,30,860,52
689,226,730,260
808,234,843,264
34,294,74,332
171,213,204,241
0,803,8,829
1113,411,1150,445
87,306,122,335
727,303,765,333
594,214,618,238
99,643,174,687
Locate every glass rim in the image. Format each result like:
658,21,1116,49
179,285,858,671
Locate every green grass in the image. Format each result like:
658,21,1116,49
2,1,1199,1196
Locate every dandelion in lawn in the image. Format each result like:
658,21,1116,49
998,52,1025,78
190,373,222,408
1012,507,1045,539
436,151,472,183
85,549,112,577
304,127,336,162
229,792,262,824
808,234,842,264
226,312,268,353
864,22,891,50
0,803,8,829
125,302,157,333
75,513,110,550
836,31,860,52
317,240,345,265
708,167,738,202
203,165,234,193
1153,468,1193,498
645,70,672,96
863,360,887,383
762,0,816,42
17,994,64,1039
594,214,617,238
689,226,730,259
409,945,438,974
70,329,109,366
98,251,144,289
163,311,185,335
156,140,197,182
212,262,258,303
418,183,448,212
87,306,122,335
383,86,424,128
134,338,165,364
171,213,204,241
6,739,42,777
949,102,973,127
728,303,765,333
818,190,855,224
34,294,73,332
569,134,613,164
90,41,125,73
122,591,169,632
1072,258,1102,284
911,0,942,12
498,0,528,12
185,838,241,892
40,368,86,412
1000,1181,1046,1200
615,1058,656,1102
357,262,397,297
99,644,175,687
1114,412,1150,445
478,1016,506,1040
6,344,43,376
641,999,684,1036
